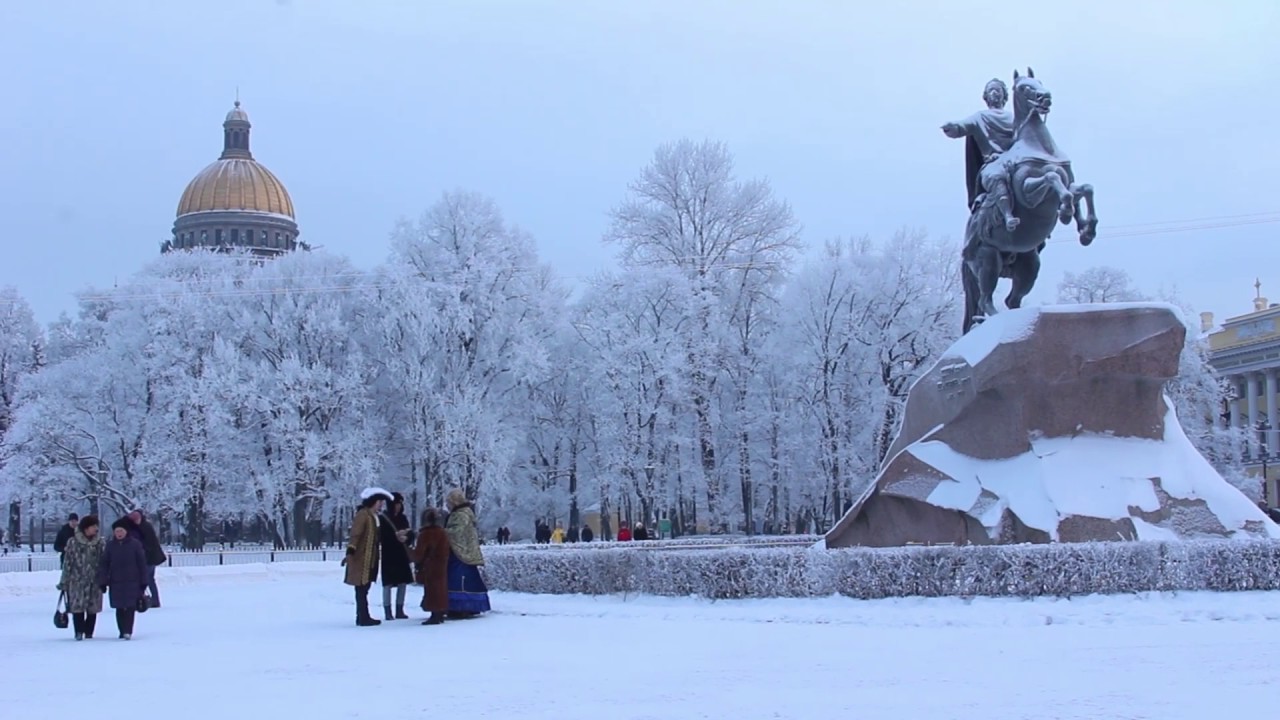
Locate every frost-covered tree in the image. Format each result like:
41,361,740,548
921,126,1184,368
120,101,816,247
379,191,560,519
0,287,44,543
605,139,801,530
230,251,384,548
778,231,959,530
1057,266,1146,304
574,269,693,531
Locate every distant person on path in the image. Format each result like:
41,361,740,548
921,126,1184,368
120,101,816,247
633,523,650,541
567,525,580,543
97,519,148,640
343,487,392,627
617,523,632,542
378,492,415,621
124,510,166,608
54,513,79,566
411,507,450,626
659,514,672,540
444,488,491,618
550,523,565,544
580,525,594,543
58,515,104,641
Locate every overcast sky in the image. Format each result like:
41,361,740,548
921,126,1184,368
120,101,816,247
3,0,1277,324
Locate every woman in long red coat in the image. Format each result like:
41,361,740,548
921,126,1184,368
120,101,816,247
411,508,450,625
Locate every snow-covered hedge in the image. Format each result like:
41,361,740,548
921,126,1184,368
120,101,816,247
482,540,1280,599
495,535,822,551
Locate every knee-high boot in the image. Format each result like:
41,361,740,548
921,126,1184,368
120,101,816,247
355,584,380,627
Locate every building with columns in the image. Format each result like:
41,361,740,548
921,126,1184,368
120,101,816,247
1204,282,1280,505
161,100,304,256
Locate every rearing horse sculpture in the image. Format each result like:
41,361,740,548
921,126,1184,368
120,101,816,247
961,68,1099,333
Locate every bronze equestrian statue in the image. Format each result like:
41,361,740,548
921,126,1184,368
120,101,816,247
943,69,1099,334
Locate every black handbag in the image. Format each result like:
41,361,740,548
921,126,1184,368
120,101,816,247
54,591,69,629
136,594,150,613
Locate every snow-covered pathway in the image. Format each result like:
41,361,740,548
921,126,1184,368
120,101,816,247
2,564,1278,718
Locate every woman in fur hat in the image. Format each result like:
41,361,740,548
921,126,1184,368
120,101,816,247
378,492,415,620
444,488,491,618
58,515,104,640
343,488,392,627
411,507,450,625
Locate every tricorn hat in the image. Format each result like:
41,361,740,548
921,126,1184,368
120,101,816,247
360,487,394,502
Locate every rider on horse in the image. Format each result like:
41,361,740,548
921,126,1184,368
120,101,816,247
942,78,1019,233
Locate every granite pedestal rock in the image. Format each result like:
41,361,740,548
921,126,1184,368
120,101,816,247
825,303,1280,548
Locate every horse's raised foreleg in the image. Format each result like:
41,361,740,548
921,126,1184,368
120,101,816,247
1043,171,1075,224
1070,182,1098,246
1004,248,1042,310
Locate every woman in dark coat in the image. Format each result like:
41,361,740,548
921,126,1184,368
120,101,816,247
96,519,148,640
378,492,415,620
411,507,450,625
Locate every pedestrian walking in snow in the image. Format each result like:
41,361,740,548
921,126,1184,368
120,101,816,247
122,509,166,608
444,488,491,618
379,492,415,621
58,515,104,640
97,519,148,640
54,513,79,567
343,487,392,627
411,507,450,625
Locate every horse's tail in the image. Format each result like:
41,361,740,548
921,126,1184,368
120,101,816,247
961,259,978,334
960,215,981,335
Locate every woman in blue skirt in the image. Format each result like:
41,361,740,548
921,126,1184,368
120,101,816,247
444,488,491,618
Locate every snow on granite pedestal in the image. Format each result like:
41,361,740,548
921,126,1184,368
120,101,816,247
825,303,1280,548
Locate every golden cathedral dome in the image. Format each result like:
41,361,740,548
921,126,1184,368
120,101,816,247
176,158,295,218
175,101,295,219
166,100,303,257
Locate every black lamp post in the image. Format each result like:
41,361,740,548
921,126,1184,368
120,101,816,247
1258,420,1272,507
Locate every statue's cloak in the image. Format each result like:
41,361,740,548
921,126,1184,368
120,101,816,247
960,109,1014,209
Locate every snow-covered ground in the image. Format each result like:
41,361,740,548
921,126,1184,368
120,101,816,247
2,563,1279,718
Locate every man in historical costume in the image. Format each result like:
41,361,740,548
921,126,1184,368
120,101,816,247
343,487,393,627
942,78,1019,233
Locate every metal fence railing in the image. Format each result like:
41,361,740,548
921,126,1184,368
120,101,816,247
0,549,340,574
0,536,824,574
